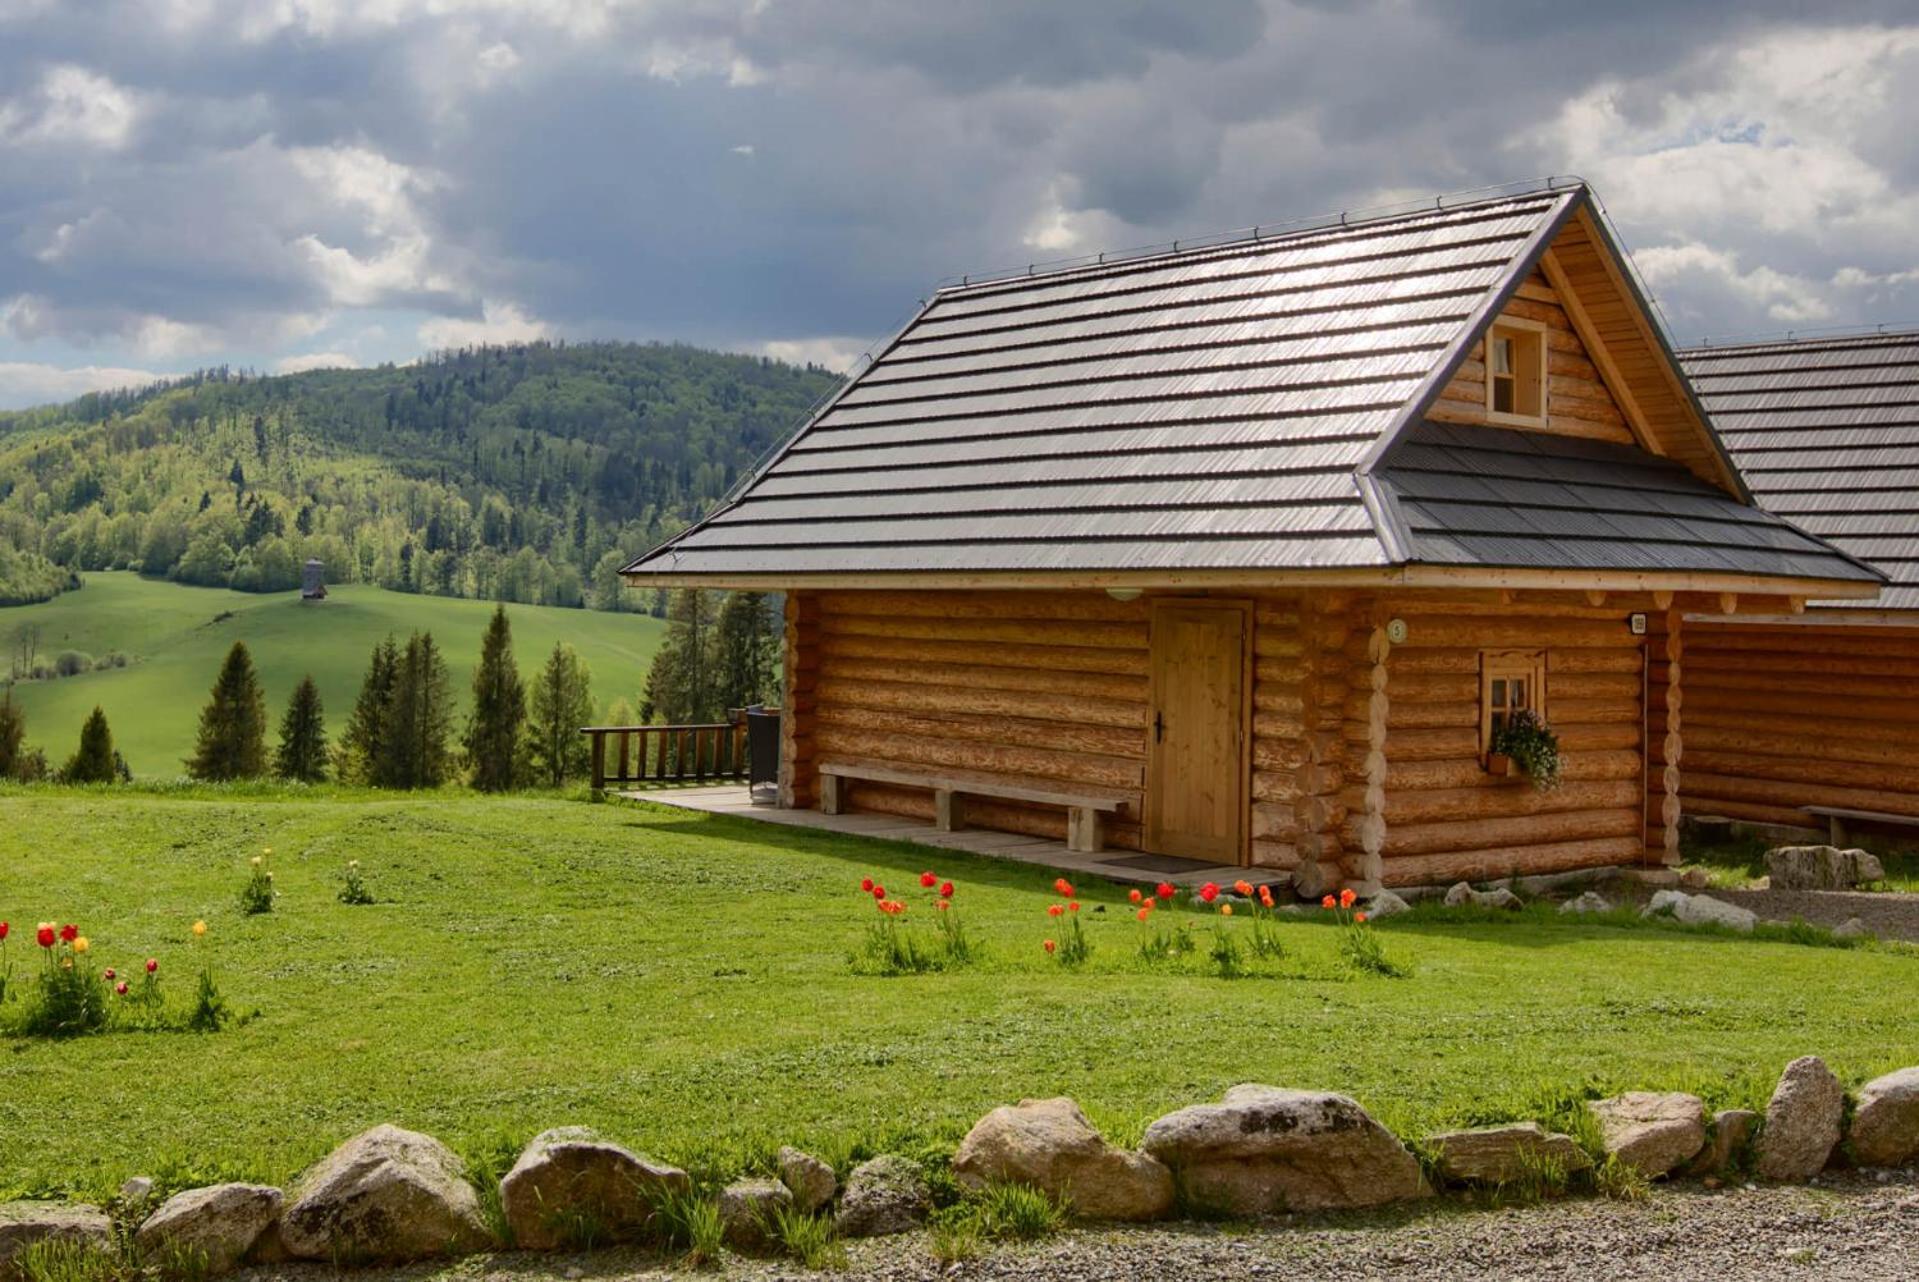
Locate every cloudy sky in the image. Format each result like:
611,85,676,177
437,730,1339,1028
1,0,1916,408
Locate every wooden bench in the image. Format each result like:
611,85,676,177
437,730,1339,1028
1803,805,1919,848
817,761,1131,853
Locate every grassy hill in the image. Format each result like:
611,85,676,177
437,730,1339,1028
3,572,666,776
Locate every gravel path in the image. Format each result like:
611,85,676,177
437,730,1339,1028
1711,887,1919,942
333,1171,1919,1282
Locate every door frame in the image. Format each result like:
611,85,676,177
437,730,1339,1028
1143,596,1254,866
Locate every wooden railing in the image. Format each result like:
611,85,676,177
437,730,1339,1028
581,722,750,793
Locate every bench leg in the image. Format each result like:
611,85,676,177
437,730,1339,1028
820,774,844,816
1067,806,1102,854
934,789,962,833
1829,815,1847,848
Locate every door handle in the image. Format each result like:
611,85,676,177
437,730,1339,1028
1153,711,1164,743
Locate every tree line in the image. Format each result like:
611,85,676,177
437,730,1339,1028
0,342,838,610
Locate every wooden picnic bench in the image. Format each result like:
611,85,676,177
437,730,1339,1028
1803,804,1919,848
817,760,1131,853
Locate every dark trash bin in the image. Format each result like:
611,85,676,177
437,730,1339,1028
745,707,781,803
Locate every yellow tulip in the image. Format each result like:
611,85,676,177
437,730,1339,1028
192,920,207,937
250,855,262,867
1220,903,1234,917
72,936,89,953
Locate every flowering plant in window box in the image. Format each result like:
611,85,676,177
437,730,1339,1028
1489,709,1561,792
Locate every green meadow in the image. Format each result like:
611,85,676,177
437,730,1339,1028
0,788,1913,1203
1,573,666,776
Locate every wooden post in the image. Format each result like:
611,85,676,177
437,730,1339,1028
933,789,960,832
1643,605,1684,866
589,730,606,797
1357,616,1390,893
780,592,822,809
617,730,631,786
1067,806,1101,853
819,773,844,816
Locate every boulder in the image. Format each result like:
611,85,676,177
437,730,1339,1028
136,1184,282,1276
1423,1123,1591,1187
279,1124,493,1263
1765,845,1885,891
1642,889,1688,918
1834,917,1873,941
1587,1093,1707,1178
0,1204,112,1281
1444,882,1522,911
1756,1057,1845,1181
1140,1085,1425,1215
499,1126,688,1251
718,1178,791,1252
1365,890,1412,920
952,1097,1173,1221
1674,894,1758,933
1850,1068,1919,1168
1559,891,1612,915
834,1157,931,1238
776,1147,837,1215
1685,1110,1759,1177
119,1177,155,1208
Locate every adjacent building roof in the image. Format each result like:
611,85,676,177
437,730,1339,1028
1681,329,1919,609
626,183,1878,595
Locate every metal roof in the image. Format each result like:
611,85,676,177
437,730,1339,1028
1682,329,1919,608
1375,422,1871,581
624,184,1875,591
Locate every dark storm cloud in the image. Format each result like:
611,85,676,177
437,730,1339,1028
0,0,1914,403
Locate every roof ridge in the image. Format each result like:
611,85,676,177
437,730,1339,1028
1680,325,1919,356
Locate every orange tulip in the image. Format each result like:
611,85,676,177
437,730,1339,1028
1043,939,1057,954
1047,904,1064,918
1339,887,1357,909
1136,907,1151,922
1354,912,1369,924
1321,895,1336,910
1128,888,1143,905
1233,879,1253,897
1054,878,1074,897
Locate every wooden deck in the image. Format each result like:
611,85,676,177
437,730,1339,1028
616,786,1243,888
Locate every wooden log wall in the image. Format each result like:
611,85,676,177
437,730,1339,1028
805,589,1159,846
1346,593,1653,887
1679,618,1919,828
1431,269,1637,446
779,592,821,809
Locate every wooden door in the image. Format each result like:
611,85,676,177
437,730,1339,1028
1145,599,1249,863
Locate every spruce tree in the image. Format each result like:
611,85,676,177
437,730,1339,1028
337,637,398,784
64,706,117,783
715,590,780,710
528,643,594,787
379,631,452,788
642,588,719,723
186,641,269,780
0,689,24,779
464,605,525,792
275,675,328,783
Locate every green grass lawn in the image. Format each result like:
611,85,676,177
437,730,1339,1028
1,573,666,777
1,787,1915,1204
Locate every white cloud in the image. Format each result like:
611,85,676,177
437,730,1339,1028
417,300,551,349
730,143,754,156
0,64,144,150
275,351,357,373
759,335,870,373
477,40,521,73
1634,242,1832,325
0,361,173,408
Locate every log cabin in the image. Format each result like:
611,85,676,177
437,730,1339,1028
1677,329,1919,845
624,182,1882,893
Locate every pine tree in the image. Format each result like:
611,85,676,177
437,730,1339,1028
337,637,398,784
186,641,269,780
641,588,719,723
0,688,24,779
64,706,117,784
378,631,452,788
275,675,328,783
464,605,525,792
715,590,781,710
528,643,593,787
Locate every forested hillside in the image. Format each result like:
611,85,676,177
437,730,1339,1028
0,343,838,608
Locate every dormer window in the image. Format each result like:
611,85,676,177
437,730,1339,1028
1486,319,1547,424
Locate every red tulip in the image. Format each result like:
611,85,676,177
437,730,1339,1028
939,881,955,899
860,877,874,893
1198,883,1219,903
36,925,55,948
872,884,886,900
1156,882,1176,901
59,923,77,943
1047,904,1064,918
1043,939,1057,954
103,968,116,981
920,871,937,888
1128,888,1143,905
1068,901,1080,913
0,921,8,940
1053,878,1074,897
115,981,129,996
145,958,158,974
936,901,950,912
1136,907,1151,922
